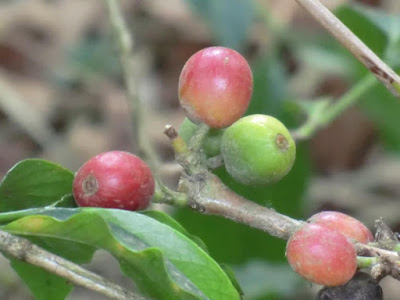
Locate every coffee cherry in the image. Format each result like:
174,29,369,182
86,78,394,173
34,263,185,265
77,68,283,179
179,117,224,157
309,211,374,244
178,46,253,128
286,223,357,287
73,151,154,211
317,272,383,300
221,114,296,185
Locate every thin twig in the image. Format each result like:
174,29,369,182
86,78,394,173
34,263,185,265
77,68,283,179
294,0,400,97
356,242,400,265
0,230,145,300
356,242,400,280
104,0,159,168
182,171,304,240
293,74,377,141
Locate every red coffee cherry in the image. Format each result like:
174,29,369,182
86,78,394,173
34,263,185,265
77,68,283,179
178,46,253,128
73,151,154,211
308,211,374,244
286,223,357,287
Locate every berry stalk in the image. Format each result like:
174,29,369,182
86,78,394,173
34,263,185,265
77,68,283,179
105,0,159,168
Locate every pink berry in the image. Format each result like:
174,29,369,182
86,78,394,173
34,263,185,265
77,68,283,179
73,151,154,211
308,211,374,244
286,223,357,287
178,46,253,128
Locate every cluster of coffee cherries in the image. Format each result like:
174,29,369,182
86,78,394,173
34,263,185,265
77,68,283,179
71,46,378,296
177,47,379,294
178,46,296,185
286,211,374,287
72,46,297,211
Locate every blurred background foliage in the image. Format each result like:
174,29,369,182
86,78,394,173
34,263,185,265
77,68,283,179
0,0,400,299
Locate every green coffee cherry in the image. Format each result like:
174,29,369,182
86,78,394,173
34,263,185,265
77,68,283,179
179,117,224,157
178,117,198,143
221,114,296,185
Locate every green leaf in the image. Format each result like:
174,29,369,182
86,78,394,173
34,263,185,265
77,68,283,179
143,210,209,253
360,75,400,152
332,6,400,153
246,53,288,118
53,194,77,208
296,43,355,76
10,259,73,300
0,159,75,212
220,264,244,297
143,211,244,296
186,0,254,50
1,208,239,300
334,5,389,79
346,5,400,67
233,260,301,299
341,4,400,44
335,5,388,58
3,229,95,300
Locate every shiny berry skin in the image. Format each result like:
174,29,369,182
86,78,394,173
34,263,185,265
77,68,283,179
221,114,296,185
286,223,357,287
73,151,154,211
178,46,253,128
308,211,374,244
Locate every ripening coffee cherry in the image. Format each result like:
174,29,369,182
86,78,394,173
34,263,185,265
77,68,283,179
308,211,374,244
178,46,253,128
286,223,357,287
73,151,155,211
317,272,383,300
221,114,296,185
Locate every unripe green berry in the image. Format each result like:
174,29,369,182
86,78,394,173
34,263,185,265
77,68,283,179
179,117,224,157
178,117,198,142
221,114,296,185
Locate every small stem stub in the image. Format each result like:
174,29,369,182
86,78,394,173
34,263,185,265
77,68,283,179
164,125,178,140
